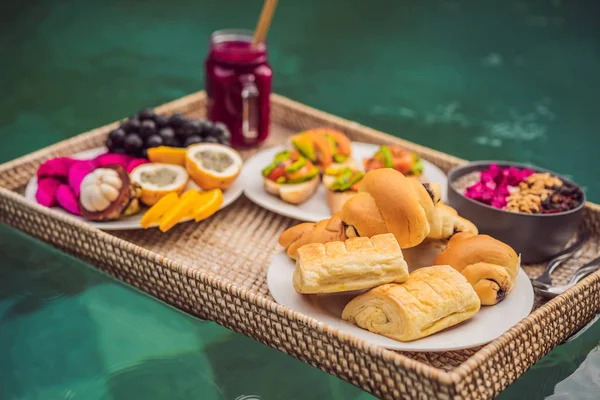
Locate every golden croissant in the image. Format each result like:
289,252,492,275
342,265,481,341
278,212,349,260
434,232,520,305
279,168,477,259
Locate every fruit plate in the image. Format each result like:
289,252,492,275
240,142,448,222
267,251,535,352
24,147,244,230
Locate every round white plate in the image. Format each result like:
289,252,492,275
267,251,534,351
241,142,448,222
25,147,244,231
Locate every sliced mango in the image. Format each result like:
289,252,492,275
193,189,224,222
140,192,179,228
159,189,202,232
147,146,187,166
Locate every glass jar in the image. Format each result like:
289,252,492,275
205,29,272,148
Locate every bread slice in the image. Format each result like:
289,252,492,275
293,233,409,294
328,157,359,171
322,169,360,214
263,175,320,204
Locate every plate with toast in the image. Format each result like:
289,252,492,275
241,129,447,222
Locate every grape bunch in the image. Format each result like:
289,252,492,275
105,108,231,157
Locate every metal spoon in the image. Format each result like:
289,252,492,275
534,233,588,286
534,255,600,298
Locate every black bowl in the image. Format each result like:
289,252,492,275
447,161,585,264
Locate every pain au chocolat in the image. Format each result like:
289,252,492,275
341,265,481,341
434,232,520,305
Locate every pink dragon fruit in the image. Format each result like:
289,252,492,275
465,164,537,209
94,153,134,169
56,184,81,215
521,168,535,180
35,178,62,207
37,157,76,181
126,158,148,173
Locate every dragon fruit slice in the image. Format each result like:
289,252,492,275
126,158,148,173
56,184,81,215
35,178,62,207
37,157,76,181
68,160,98,197
94,153,134,169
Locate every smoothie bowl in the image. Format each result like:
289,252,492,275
447,161,585,263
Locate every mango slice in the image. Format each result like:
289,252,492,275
193,189,224,222
140,192,179,228
147,146,187,166
159,189,202,232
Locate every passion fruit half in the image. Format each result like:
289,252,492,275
185,143,242,190
129,163,189,206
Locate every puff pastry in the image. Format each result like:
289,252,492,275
342,265,481,341
279,213,348,260
293,233,409,294
434,232,520,305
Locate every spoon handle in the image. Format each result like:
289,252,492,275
568,256,600,285
534,233,588,285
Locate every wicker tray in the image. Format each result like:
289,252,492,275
1,92,599,399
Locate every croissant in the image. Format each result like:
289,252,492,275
341,169,477,248
278,212,348,260
279,168,478,259
428,203,479,240
434,232,519,305
342,265,481,341
293,233,409,294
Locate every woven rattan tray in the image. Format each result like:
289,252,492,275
1,92,599,399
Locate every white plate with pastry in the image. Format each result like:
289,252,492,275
267,241,534,352
240,141,448,222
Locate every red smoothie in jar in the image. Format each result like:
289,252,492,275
205,29,272,148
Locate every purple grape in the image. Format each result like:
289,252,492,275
168,113,186,129
184,135,203,147
121,118,141,133
154,114,169,128
124,133,144,155
108,128,126,147
139,120,156,138
146,134,163,148
138,108,155,121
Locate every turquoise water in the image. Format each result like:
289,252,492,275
2,0,598,201
0,225,372,400
1,0,599,398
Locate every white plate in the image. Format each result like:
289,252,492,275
25,147,244,231
267,251,534,352
241,142,448,222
